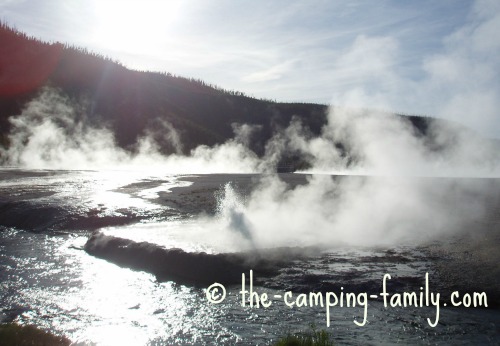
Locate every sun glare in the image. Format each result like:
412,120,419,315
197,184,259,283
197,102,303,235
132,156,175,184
91,0,181,53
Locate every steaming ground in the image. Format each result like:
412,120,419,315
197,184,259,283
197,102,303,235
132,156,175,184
2,87,500,177
1,87,500,343
1,170,499,344
2,88,499,249
157,174,499,249
0,88,265,172
91,173,500,301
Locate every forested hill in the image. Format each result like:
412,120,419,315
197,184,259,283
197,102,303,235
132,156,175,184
0,22,439,169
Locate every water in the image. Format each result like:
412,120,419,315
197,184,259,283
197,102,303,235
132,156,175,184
0,169,499,345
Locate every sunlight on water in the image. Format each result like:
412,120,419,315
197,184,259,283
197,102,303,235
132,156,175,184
0,169,193,229
101,219,250,254
137,179,193,200
91,188,156,212
1,170,499,345
60,170,174,212
3,232,237,345
100,182,263,254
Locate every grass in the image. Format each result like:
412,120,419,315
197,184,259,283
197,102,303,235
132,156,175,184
273,325,335,346
0,322,334,345
0,323,71,346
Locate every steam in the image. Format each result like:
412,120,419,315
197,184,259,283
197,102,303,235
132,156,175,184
4,87,497,177
296,106,500,177
211,177,497,250
164,169,494,251
215,183,256,248
205,105,500,249
1,86,499,249
139,118,184,155
0,87,263,173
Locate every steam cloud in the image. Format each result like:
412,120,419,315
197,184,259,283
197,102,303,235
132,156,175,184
2,0,499,249
292,106,500,177
1,85,499,249
207,105,499,249
0,87,263,173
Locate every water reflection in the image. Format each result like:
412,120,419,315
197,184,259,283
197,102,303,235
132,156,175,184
0,170,499,345
3,231,239,345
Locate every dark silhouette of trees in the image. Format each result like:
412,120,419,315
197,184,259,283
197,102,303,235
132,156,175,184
0,20,441,165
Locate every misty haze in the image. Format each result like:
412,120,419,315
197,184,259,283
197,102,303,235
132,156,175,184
0,1,499,345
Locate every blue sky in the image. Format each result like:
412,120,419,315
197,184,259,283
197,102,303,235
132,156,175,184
1,0,499,137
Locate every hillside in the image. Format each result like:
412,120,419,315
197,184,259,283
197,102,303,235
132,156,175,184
0,22,456,171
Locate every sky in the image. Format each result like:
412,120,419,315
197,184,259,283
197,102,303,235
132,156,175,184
1,0,499,137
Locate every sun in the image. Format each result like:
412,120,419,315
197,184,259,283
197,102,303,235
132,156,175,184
90,0,181,54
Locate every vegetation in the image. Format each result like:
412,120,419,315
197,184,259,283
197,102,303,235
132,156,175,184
273,325,335,346
0,20,444,171
0,323,71,346
0,21,329,159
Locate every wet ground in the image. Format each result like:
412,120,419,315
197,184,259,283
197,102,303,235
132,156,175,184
0,169,499,345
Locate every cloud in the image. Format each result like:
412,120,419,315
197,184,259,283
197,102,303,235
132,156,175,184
242,60,297,83
303,0,500,139
334,35,399,85
4,1,498,138
419,0,500,137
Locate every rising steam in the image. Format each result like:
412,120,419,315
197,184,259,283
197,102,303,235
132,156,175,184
210,173,496,249
0,87,263,173
205,104,499,248
1,61,499,250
